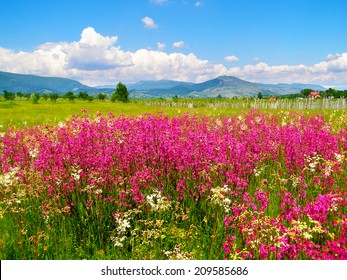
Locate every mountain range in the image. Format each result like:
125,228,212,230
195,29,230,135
0,71,325,98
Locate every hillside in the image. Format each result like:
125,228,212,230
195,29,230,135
128,75,325,98
0,71,94,94
0,71,325,98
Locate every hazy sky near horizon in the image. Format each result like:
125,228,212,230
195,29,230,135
0,0,346,88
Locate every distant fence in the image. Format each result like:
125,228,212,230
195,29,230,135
140,98,347,110
252,98,347,110
250,98,347,110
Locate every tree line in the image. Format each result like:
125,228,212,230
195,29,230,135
0,82,129,103
276,88,347,99
2,84,347,102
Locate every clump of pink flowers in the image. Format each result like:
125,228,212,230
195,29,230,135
1,109,346,259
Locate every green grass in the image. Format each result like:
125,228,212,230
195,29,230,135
0,99,248,132
1,97,345,133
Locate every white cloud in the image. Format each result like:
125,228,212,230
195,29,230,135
311,53,347,73
224,55,239,62
195,1,202,7
80,27,118,47
157,42,166,51
0,27,134,84
224,56,347,87
150,0,168,5
62,27,132,70
141,16,158,29
0,27,347,88
121,49,226,83
172,41,185,48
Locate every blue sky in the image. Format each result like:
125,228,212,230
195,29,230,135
0,0,346,88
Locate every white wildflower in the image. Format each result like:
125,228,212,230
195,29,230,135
309,162,317,172
43,215,50,225
110,236,127,247
210,185,231,213
115,217,131,234
110,217,131,247
215,119,223,127
163,244,193,260
329,197,341,212
305,153,322,173
29,148,38,158
146,190,171,212
71,165,82,181
95,189,103,195
0,167,20,187
110,209,140,248
290,175,300,187
303,232,313,240
240,123,248,131
324,165,332,177
334,153,343,163
253,165,265,177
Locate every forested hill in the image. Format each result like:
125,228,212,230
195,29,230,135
0,71,326,97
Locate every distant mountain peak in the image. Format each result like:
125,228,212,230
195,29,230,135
216,75,243,80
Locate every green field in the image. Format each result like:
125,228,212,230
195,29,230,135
1,98,346,133
0,99,247,132
1,98,347,260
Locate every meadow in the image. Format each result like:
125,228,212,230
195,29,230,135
1,98,347,259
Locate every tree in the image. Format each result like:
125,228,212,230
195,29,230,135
49,93,59,103
97,93,107,101
3,90,15,102
300,88,313,98
111,82,129,103
65,91,76,101
257,91,263,99
32,93,40,104
16,92,24,99
325,88,338,98
23,93,31,100
172,95,179,102
78,91,89,100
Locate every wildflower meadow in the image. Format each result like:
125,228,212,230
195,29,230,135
1,108,347,260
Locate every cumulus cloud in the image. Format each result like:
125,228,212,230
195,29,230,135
141,16,158,29
224,55,239,62
0,28,224,85
312,53,347,73
225,56,347,87
0,27,346,88
172,41,185,48
80,27,118,47
121,49,226,83
63,27,133,70
0,27,134,84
